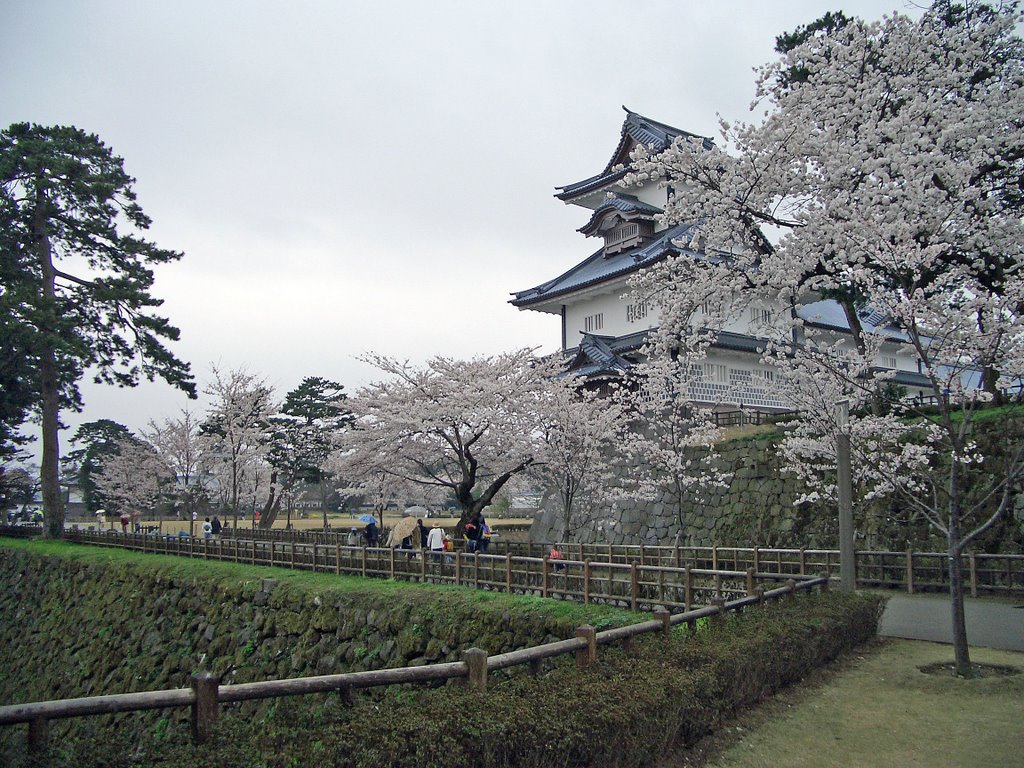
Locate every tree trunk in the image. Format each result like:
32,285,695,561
947,503,973,676
34,191,64,538
259,470,283,528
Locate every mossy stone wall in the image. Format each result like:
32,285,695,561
532,432,1024,551
0,549,594,711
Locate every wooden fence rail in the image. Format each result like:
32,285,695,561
7,527,1021,597
0,570,827,753
531,542,1024,597
59,530,811,612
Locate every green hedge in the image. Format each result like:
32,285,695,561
19,590,883,768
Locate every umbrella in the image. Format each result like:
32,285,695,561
404,505,430,519
388,515,419,544
357,514,377,525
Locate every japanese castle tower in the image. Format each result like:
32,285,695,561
512,107,931,411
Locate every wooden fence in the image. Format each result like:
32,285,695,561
9,527,1023,597
520,542,1024,597
60,530,805,611
0,568,827,753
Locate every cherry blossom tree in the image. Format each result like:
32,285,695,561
339,350,592,530
625,1,1024,675
532,381,626,541
200,366,277,530
143,408,209,525
614,357,732,541
92,436,172,520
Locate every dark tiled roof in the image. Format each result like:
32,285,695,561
556,107,714,202
714,331,767,354
566,334,635,377
510,222,696,307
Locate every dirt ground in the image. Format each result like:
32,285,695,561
70,511,534,538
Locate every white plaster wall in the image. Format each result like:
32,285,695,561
563,287,660,347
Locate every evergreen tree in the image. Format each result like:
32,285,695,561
62,419,136,514
0,123,196,536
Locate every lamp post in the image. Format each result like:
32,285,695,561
836,400,855,591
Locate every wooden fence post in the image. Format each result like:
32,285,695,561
969,554,978,598
746,567,755,596
711,597,726,625
785,579,797,600
290,542,296,570
674,544,681,569
906,550,915,594
575,625,597,669
269,541,275,568
819,572,830,593
389,547,395,579
753,546,760,574
455,552,463,586
28,716,48,754
505,553,513,593
361,546,368,578
463,647,487,691
754,585,765,604
191,671,219,745
542,557,550,598
630,563,639,611
583,560,591,605
684,566,693,611
653,606,671,637
336,543,341,575
799,547,807,576
312,543,318,573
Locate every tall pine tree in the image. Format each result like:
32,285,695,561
0,123,195,536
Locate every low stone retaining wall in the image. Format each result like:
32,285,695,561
0,547,605,714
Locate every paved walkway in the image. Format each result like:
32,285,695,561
878,593,1024,651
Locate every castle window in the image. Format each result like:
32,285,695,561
626,302,648,323
584,313,604,333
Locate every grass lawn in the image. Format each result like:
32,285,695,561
676,637,1023,768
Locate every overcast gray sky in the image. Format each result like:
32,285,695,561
2,0,915,445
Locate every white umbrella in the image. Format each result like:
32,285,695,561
404,506,430,519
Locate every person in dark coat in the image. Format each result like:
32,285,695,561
364,521,379,547
464,512,483,553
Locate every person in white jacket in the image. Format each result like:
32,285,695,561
426,524,445,556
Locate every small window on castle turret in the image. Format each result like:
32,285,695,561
603,219,654,256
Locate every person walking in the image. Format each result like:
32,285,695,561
427,523,445,560
202,517,213,540
211,515,222,537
